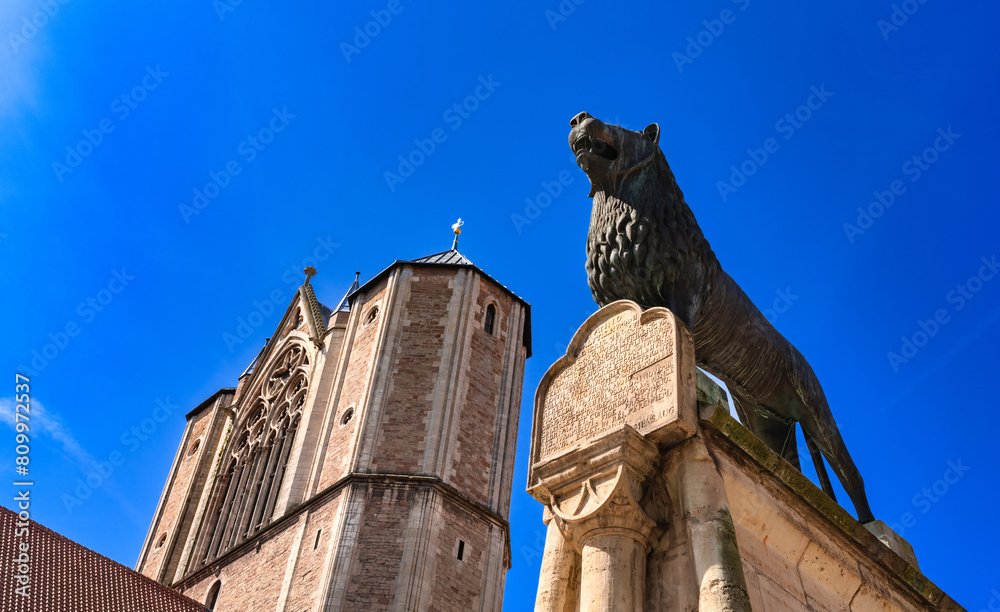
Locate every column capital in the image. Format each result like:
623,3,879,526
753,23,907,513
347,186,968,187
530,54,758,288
529,425,662,551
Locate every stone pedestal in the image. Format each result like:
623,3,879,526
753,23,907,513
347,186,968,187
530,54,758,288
528,300,966,612
527,300,702,611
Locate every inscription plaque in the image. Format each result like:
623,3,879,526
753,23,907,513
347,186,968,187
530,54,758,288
529,301,696,476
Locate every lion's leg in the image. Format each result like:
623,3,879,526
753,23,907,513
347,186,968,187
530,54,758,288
803,432,836,502
799,415,875,524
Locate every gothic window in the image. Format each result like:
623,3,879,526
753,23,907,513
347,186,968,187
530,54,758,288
198,342,309,563
484,304,496,335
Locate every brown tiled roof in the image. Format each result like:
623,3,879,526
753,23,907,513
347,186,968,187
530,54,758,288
0,506,206,612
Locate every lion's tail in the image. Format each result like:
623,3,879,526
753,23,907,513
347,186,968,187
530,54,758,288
803,431,836,502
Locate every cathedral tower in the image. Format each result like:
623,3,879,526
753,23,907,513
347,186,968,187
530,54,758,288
136,245,531,611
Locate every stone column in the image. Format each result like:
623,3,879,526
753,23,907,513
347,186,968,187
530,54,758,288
531,426,661,612
578,532,647,611
679,437,752,612
534,509,580,612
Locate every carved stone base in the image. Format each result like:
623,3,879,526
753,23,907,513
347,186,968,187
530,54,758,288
528,301,964,612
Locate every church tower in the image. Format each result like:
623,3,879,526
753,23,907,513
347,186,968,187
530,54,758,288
135,241,531,611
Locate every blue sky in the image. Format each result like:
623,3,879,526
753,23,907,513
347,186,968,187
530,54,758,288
2,0,998,608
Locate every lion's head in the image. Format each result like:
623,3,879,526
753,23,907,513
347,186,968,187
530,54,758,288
568,112,661,197
567,112,717,324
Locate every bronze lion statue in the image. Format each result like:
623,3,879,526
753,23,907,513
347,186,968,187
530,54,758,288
568,111,874,524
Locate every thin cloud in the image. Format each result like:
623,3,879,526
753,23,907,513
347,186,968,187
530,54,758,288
0,0,47,120
0,397,96,469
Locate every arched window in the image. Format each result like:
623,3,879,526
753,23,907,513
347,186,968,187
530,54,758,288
196,343,309,564
484,304,496,335
206,580,221,610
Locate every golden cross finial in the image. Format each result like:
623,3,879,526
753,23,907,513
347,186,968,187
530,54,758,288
451,218,464,250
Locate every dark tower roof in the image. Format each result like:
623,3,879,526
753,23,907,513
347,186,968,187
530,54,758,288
410,249,474,266
334,271,361,312
348,248,531,357
240,340,269,378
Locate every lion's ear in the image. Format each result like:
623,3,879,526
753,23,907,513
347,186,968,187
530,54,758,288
643,123,660,145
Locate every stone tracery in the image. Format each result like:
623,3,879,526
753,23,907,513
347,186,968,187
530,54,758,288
198,342,309,563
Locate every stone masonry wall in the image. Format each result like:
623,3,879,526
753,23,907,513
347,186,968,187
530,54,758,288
318,277,387,489
176,491,344,611
703,407,964,612
369,269,453,476
341,483,414,610
281,493,344,611
448,280,510,507
427,495,494,612
139,391,232,582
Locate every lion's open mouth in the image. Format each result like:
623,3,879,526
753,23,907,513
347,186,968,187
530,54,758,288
572,134,619,161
